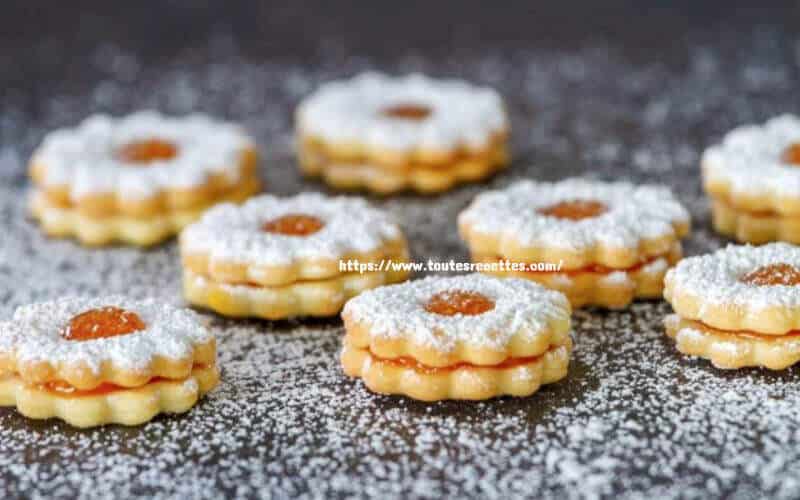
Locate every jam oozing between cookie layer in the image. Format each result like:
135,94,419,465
379,352,543,375
537,199,608,221
424,290,495,316
116,139,178,164
60,307,146,341
740,263,800,286
381,103,432,120
262,214,324,236
781,143,800,165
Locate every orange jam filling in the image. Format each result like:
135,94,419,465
782,143,800,165
60,307,146,342
424,290,495,316
537,199,608,221
263,214,324,236
37,363,209,398
691,319,800,342
377,352,544,375
381,103,432,120
740,263,800,286
116,139,178,164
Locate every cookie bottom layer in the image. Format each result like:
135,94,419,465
0,365,219,428
184,267,410,319
29,178,261,246
341,340,571,401
299,144,508,194
664,315,800,370
710,197,800,244
474,244,681,309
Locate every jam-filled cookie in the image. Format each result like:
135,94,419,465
296,72,509,194
341,273,572,401
29,111,260,246
664,243,800,370
180,193,410,319
0,297,218,428
458,178,690,309
703,114,800,243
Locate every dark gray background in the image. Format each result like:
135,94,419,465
1,2,800,499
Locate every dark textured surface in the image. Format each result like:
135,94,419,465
2,2,800,499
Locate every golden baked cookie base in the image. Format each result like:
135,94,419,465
298,138,508,194
703,170,800,216
0,364,219,428
472,244,682,309
664,274,800,335
184,267,410,320
341,340,571,402
30,148,259,218
0,339,216,391
30,178,260,247
459,219,690,270
342,305,572,368
710,197,800,244
664,315,800,370
181,238,409,287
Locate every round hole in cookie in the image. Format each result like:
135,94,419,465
262,214,324,237
116,139,178,164
381,103,432,121
424,290,495,316
782,143,800,166
60,306,146,341
740,263,800,286
537,199,608,221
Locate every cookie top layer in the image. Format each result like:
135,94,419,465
296,72,507,152
180,192,403,266
342,273,570,354
702,114,800,199
0,296,212,376
31,110,254,200
459,178,689,252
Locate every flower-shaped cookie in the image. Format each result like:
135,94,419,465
458,178,690,308
664,243,800,369
341,273,572,401
29,110,260,246
0,297,218,427
703,114,800,243
180,193,410,319
296,72,509,194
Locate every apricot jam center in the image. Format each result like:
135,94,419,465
381,103,432,120
781,143,800,166
263,214,324,236
741,263,800,286
424,290,495,316
60,307,146,341
116,139,178,164
537,199,608,221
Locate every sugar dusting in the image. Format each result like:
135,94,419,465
1,27,800,498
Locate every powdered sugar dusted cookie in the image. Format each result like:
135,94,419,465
29,110,261,246
341,273,572,401
664,243,800,370
702,115,800,243
296,72,509,194
181,192,410,319
0,296,218,427
458,178,690,308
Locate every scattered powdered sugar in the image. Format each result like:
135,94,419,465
31,110,253,200
0,296,212,374
702,114,800,198
343,273,570,352
1,25,800,498
666,243,800,309
458,179,689,251
180,192,403,265
296,72,507,151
